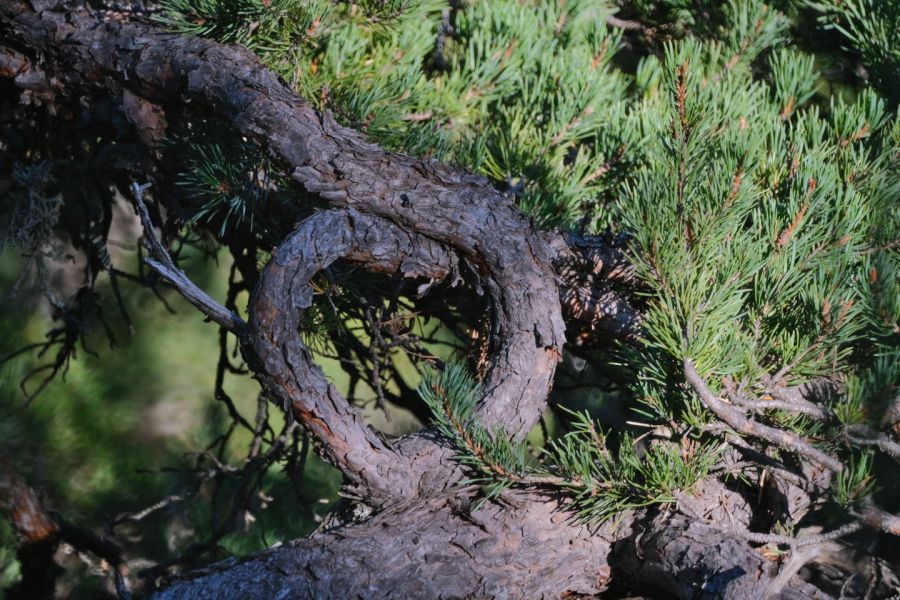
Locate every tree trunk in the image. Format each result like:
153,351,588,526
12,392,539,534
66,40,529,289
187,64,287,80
0,3,832,598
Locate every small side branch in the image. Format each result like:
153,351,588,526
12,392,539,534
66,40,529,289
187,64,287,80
732,395,826,419
845,424,900,463
130,183,246,335
724,379,828,419
683,359,843,472
605,13,650,34
727,520,862,549
856,502,900,536
246,209,461,504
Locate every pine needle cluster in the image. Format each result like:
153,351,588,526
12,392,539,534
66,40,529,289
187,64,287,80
420,365,722,521
418,365,531,502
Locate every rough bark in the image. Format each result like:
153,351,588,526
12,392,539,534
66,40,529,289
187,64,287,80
1,0,639,492
245,208,466,502
8,0,566,439
0,3,842,599
152,488,791,600
153,492,617,600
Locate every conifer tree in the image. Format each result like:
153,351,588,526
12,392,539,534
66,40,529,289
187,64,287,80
0,0,897,597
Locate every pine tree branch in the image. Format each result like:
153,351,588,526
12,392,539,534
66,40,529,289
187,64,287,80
845,425,900,463
724,377,829,419
731,395,827,419
726,520,862,548
2,0,568,436
436,393,514,480
855,502,900,536
683,359,843,472
0,0,647,504
605,13,650,34
0,0,641,345
245,208,461,504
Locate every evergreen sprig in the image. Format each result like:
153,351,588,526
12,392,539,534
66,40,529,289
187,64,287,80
420,366,721,522
176,141,274,236
833,451,876,507
546,408,721,521
620,33,894,431
418,364,530,501
155,0,329,58
813,0,899,104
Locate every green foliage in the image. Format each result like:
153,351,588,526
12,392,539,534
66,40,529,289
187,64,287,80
160,0,637,229
418,364,530,501
547,409,721,521
208,0,897,520
833,451,876,507
155,0,330,70
176,141,274,236
834,350,900,426
420,365,721,521
119,0,900,529
157,0,899,237
3,0,898,591
618,29,896,451
812,0,900,104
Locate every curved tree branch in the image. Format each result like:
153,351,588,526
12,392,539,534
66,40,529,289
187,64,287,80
0,0,643,439
245,208,461,502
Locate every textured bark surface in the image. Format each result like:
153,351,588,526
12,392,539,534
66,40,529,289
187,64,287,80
1,0,565,440
154,492,618,600
245,209,464,502
152,486,798,600
0,4,841,599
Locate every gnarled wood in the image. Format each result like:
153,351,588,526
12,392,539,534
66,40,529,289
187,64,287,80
0,0,566,441
0,4,847,599
153,492,617,600
152,484,799,600
245,209,463,502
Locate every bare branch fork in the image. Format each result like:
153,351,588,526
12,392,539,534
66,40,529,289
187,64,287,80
130,182,246,335
845,424,900,463
685,359,900,538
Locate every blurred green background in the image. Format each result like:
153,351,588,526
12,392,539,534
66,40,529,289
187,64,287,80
0,235,343,597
